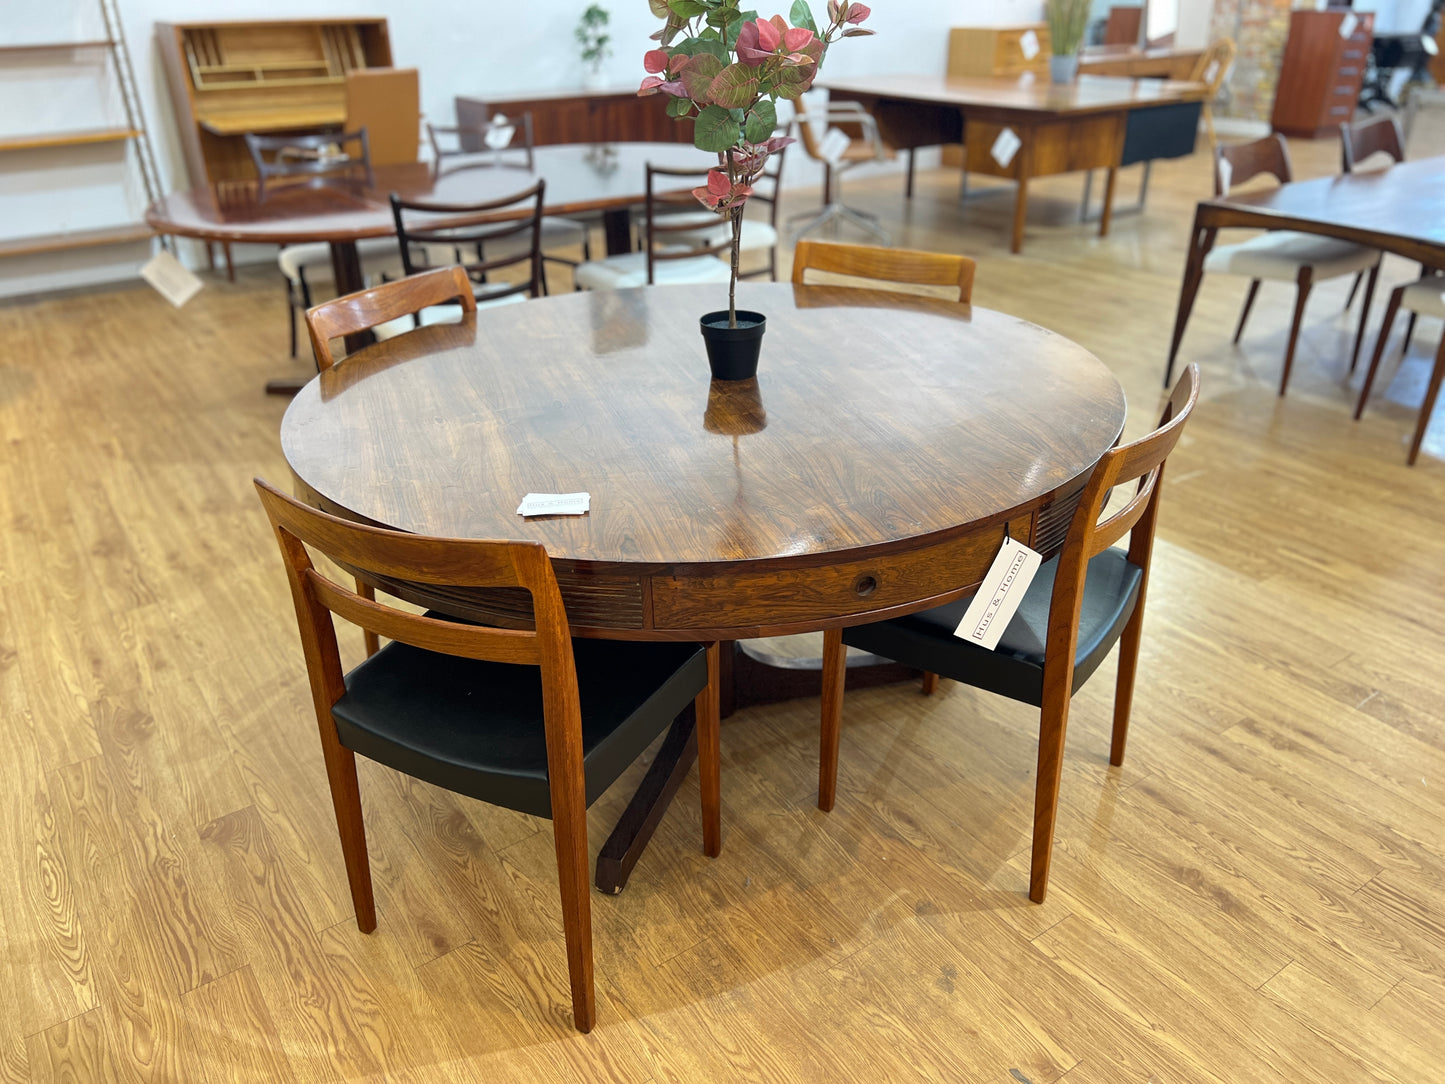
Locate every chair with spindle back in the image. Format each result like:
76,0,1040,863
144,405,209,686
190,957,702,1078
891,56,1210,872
254,479,716,1033
1203,135,1380,396
815,365,1201,904
791,240,976,303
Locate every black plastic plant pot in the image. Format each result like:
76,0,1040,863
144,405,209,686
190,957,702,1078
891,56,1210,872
699,310,766,381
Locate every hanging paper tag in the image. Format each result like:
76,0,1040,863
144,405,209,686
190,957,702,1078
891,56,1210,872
484,113,516,150
1217,156,1233,194
1339,13,1358,38
516,492,590,517
818,127,851,167
991,127,1022,169
139,249,203,308
1019,30,1040,61
952,533,1042,651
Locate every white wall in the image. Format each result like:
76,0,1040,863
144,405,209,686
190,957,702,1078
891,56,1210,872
6,1,1048,295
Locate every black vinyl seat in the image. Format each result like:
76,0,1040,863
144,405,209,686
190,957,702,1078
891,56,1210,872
842,550,1143,708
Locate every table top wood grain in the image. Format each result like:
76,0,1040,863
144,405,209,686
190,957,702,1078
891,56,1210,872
281,282,1126,638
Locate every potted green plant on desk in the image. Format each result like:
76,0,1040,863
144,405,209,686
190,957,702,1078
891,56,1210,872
638,0,874,379
577,4,613,89
1045,0,1090,84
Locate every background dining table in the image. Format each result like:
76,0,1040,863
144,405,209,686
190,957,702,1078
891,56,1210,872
279,281,1128,891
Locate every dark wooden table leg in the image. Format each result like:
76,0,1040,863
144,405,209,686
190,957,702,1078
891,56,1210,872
1165,212,1217,388
602,208,634,256
595,640,920,893
266,240,369,396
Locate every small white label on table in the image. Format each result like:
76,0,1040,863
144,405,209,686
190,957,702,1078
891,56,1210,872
139,249,203,308
1019,29,1040,61
991,127,1022,169
952,534,1042,652
1339,13,1358,38
516,492,590,517
1217,157,1233,194
818,127,851,167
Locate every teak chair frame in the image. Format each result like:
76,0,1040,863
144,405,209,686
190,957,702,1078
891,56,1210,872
791,240,977,304
817,365,1201,904
254,479,719,1032
304,265,477,373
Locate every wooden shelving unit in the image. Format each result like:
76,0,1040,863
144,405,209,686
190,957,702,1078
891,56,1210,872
0,3,163,262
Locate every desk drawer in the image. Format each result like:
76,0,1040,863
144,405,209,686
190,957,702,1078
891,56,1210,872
650,514,1031,630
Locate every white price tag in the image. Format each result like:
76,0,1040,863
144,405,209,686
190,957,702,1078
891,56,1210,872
1339,13,1358,38
818,126,851,167
952,533,1042,652
516,492,590,517
1019,29,1040,61
484,114,516,150
139,249,203,308
1217,156,1233,194
991,127,1022,169
1203,60,1220,84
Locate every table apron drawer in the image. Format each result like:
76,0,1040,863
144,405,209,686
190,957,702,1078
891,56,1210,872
649,514,1032,630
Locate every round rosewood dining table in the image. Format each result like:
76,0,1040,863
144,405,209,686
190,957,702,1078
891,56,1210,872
280,282,1126,642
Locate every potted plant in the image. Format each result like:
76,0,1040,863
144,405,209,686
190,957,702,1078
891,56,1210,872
577,4,613,88
1045,0,1090,84
639,0,875,379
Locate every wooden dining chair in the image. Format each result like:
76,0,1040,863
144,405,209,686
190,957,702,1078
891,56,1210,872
304,266,477,373
573,164,734,289
1206,135,1381,396
254,478,715,1033
791,240,976,303
653,143,789,282
816,365,1201,904
426,114,592,293
1352,274,1445,464
1340,114,1416,314
390,180,545,304
1188,38,1237,153
787,95,894,244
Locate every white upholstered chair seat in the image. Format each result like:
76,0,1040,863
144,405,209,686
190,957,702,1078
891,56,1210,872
1397,276,1445,318
574,250,732,290
1203,231,1379,282
372,291,526,340
277,236,406,285
663,217,779,253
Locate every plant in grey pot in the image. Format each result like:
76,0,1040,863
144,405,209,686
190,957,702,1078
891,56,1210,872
1045,0,1090,83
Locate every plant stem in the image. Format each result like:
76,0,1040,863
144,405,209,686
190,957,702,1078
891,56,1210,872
729,205,742,328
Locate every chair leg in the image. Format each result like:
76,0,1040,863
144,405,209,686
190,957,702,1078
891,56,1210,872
921,672,939,695
905,148,916,200
818,627,847,812
357,581,380,657
318,736,376,933
698,642,722,857
1202,103,1218,153
1028,686,1072,904
1110,605,1148,767
287,283,299,359
1356,284,1404,420
1278,268,1314,397
1407,333,1445,465
1349,262,1381,373
1344,271,1363,311
550,767,596,1032
1402,311,1419,357
1233,280,1261,344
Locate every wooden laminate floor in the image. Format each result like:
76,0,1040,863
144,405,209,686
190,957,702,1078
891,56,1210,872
2,118,1444,1082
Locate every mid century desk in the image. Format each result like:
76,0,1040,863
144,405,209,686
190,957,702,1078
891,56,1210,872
279,281,1128,889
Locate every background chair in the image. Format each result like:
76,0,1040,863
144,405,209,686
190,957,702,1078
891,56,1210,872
253,479,714,1033
1205,134,1380,395
792,240,976,303
304,266,477,372
816,365,1200,904
1190,38,1237,152
428,115,594,293
788,95,894,244
388,180,545,325
1352,275,1445,464
573,165,733,290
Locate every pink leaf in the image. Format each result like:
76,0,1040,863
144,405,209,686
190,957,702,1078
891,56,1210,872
706,169,732,197
783,27,815,51
637,75,665,96
756,17,782,53
845,3,871,24
735,20,769,65
659,80,688,97
763,135,797,152
644,49,669,74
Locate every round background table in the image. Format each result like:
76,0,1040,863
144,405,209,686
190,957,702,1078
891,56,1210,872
281,281,1126,640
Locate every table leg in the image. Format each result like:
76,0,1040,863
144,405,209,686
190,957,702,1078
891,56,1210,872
1098,166,1119,238
266,239,369,396
1010,138,1032,254
1165,213,1217,388
602,209,634,256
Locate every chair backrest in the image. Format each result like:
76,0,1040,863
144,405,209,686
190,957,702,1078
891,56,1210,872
427,112,537,171
305,266,477,371
792,95,827,161
1045,364,1200,676
1340,113,1405,172
1214,133,1291,196
1189,37,1236,95
791,240,977,304
644,164,733,283
389,180,545,299
743,141,788,229
244,128,374,201
253,476,584,794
